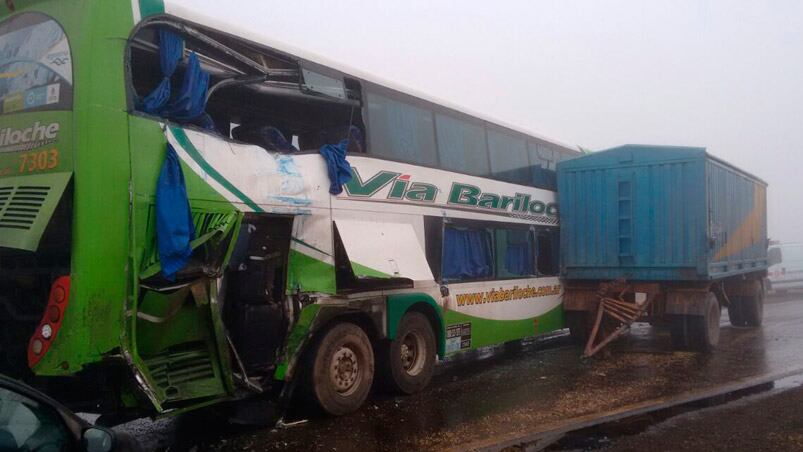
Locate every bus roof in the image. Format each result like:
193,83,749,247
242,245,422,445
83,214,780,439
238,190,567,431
147,1,579,153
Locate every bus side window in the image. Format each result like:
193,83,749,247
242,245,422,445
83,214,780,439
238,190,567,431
442,225,494,282
494,228,535,278
536,230,559,276
128,23,366,152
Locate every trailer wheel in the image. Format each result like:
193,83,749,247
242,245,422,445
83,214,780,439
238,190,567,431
741,280,764,327
309,322,374,416
380,312,436,394
670,293,720,352
565,310,595,344
727,297,746,327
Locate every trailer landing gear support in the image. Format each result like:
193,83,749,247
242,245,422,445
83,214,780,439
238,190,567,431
582,283,656,358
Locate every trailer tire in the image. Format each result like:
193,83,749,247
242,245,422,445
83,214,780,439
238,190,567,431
741,281,764,327
380,312,436,395
671,293,720,352
727,297,746,327
565,310,595,344
309,322,374,416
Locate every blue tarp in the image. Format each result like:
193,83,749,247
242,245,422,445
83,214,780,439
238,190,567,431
156,144,195,280
320,138,353,195
443,227,493,280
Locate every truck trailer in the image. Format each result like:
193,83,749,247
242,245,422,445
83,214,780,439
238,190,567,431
557,145,768,355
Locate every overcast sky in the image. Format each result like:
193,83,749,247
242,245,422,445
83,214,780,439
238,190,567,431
175,0,803,243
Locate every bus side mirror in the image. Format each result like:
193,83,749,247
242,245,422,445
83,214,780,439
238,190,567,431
440,285,449,297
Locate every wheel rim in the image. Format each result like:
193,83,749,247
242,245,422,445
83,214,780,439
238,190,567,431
330,345,362,396
400,331,427,376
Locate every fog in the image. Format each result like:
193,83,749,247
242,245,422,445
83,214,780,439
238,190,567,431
174,0,803,243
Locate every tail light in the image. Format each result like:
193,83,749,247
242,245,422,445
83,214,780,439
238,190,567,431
28,276,70,368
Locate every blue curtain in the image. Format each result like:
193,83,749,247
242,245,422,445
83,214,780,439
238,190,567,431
443,227,493,280
162,52,210,121
140,29,183,114
320,138,353,195
156,144,195,280
505,242,534,276
138,29,213,129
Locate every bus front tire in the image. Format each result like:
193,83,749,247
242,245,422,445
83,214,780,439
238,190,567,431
381,312,436,395
309,322,374,416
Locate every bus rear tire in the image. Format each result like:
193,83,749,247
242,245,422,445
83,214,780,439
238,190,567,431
309,322,374,416
381,312,436,395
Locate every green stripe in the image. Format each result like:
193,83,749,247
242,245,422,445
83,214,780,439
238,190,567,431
287,249,337,294
444,304,564,351
351,261,392,278
139,0,165,18
170,127,264,212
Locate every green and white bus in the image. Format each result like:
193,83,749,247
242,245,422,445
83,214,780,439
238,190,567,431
0,0,579,418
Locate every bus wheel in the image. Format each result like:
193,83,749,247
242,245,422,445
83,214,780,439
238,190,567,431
741,280,764,327
382,312,436,395
671,293,720,352
310,322,374,416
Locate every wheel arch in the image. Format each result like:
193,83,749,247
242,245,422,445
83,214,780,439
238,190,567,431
386,294,445,358
276,303,383,382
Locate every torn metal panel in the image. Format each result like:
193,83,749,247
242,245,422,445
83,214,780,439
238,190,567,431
335,218,434,282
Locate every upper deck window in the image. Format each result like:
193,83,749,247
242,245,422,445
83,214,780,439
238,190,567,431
366,90,437,166
128,21,365,152
488,129,529,185
0,12,72,115
435,113,489,177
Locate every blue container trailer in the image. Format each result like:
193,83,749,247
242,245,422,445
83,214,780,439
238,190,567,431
557,145,768,354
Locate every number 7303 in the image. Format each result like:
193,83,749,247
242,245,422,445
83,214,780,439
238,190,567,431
19,149,59,173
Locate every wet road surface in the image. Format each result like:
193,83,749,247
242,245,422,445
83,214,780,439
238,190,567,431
604,374,803,451
121,294,803,451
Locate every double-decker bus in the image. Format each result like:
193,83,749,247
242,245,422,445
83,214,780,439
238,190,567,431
0,0,579,418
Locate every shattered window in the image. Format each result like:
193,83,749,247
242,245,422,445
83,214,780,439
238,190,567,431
128,21,365,152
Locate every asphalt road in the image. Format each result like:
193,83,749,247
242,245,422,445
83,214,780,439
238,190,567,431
121,292,803,451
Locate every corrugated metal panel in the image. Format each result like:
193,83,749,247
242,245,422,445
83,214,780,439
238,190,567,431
707,159,768,277
558,145,767,282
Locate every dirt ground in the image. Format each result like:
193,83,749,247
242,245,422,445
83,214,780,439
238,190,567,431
607,383,803,452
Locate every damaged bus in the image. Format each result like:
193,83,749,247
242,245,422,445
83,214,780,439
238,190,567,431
0,0,578,419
